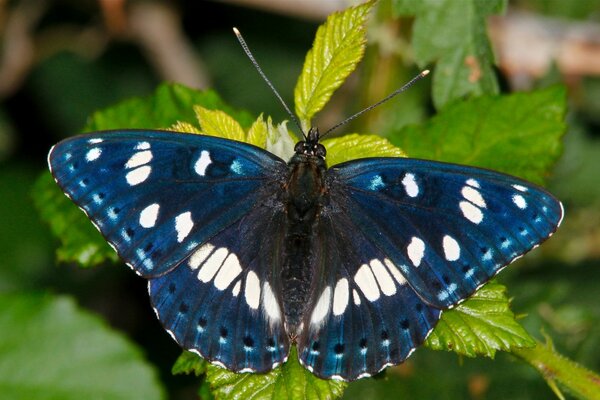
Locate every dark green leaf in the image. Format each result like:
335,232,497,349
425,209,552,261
84,83,254,132
206,347,346,400
33,173,119,267
172,351,208,377
391,86,567,184
0,293,165,399
393,0,506,109
426,282,535,358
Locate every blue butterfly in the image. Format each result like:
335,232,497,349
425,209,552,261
48,124,563,381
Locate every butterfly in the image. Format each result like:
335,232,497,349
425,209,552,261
48,123,563,381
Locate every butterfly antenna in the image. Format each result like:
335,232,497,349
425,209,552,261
321,70,430,138
233,27,306,139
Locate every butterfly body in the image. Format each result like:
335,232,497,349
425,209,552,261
49,128,563,380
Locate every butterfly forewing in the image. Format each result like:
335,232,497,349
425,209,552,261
329,158,563,309
48,130,287,277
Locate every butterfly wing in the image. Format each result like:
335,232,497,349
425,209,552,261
297,210,441,380
328,158,563,309
297,157,562,380
49,130,290,371
149,204,290,372
48,130,287,277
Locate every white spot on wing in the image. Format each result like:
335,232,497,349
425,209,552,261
175,211,193,242
512,184,528,192
310,286,331,325
407,237,425,267
136,141,150,150
88,138,103,144
352,289,361,305
354,264,381,301
213,252,242,290
262,282,281,323
194,150,212,176
459,200,483,224
139,203,160,228
466,178,480,188
197,247,228,282
513,194,527,209
86,148,101,162
383,259,407,285
126,165,151,185
369,259,396,296
232,280,241,296
189,243,215,269
442,235,460,261
402,173,419,197
245,271,261,309
125,150,153,169
461,186,486,208
332,278,349,316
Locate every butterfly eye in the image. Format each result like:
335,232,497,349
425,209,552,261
315,144,326,157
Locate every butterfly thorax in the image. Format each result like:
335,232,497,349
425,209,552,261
282,135,328,337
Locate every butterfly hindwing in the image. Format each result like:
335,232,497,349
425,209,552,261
48,130,287,277
149,205,290,372
328,158,563,309
297,210,441,380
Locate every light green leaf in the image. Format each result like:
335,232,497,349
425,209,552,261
393,0,506,109
247,114,268,148
195,105,246,141
294,1,374,128
206,347,346,400
322,133,406,167
170,121,202,134
0,293,165,400
391,86,567,184
426,282,536,358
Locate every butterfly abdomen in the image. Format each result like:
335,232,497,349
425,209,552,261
281,154,328,336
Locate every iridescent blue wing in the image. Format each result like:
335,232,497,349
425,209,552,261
48,130,290,372
328,158,563,309
297,157,562,380
297,211,441,380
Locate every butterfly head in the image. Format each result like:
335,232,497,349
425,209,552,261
294,127,326,158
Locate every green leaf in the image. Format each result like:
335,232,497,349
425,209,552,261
294,1,374,128
390,86,567,184
247,114,268,148
206,347,346,400
0,293,165,400
322,133,406,167
36,83,253,267
425,282,536,358
172,351,208,377
33,173,119,267
84,83,253,132
393,0,506,109
195,105,246,141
